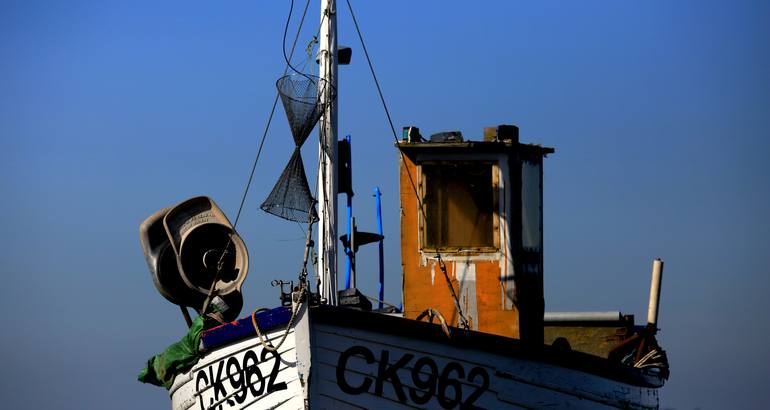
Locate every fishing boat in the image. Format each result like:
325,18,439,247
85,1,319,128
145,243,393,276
138,1,670,409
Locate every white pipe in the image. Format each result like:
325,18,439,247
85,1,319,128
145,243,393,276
647,258,664,326
317,0,338,305
544,311,622,322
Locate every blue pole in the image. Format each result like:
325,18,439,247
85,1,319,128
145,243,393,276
345,194,352,288
344,135,352,289
374,187,384,309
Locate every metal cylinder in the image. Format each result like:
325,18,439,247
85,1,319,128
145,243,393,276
544,311,622,322
647,258,664,326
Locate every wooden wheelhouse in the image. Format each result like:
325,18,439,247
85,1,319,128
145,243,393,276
398,125,554,344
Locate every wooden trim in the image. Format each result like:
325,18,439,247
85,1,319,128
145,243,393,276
416,160,501,254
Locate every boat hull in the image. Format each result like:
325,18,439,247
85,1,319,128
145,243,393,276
169,305,664,409
170,308,304,410
308,306,661,410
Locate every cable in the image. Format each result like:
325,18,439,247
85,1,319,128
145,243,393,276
233,0,312,229
200,0,313,315
283,0,323,88
344,0,469,329
360,292,399,311
281,0,302,77
344,0,398,141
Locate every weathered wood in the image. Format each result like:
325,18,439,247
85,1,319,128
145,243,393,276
307,308,660,409
170,326,303,410
169,305,662,409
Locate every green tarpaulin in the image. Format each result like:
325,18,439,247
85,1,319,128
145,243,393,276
138,315,205,389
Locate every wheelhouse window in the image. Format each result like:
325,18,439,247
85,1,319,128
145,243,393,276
421,161,498,251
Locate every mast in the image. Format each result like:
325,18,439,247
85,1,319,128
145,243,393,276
317,0,338,305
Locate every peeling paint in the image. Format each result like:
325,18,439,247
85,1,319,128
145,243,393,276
399,145,531,339
456,261,479,330
430,261,435,286
495,162,516,311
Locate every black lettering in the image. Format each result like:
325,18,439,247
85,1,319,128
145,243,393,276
261,348,288,393
195,370,209,410
336,347,489,408
207,365,222,410
227,356,247,404
243,350,264,396
461,367,489,410
437,362,464,409
210,360,228,406
409,357,438,404
375,350,414,403
336,345,375,395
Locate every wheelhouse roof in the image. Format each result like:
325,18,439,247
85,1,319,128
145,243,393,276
396,140,555,157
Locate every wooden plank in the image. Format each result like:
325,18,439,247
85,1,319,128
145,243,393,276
310,322,659,409
310,306,664,388
172,327,303,410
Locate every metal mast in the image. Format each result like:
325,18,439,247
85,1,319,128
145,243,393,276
317,0,338,305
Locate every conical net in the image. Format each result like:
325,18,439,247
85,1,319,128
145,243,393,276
260,148,318,223
260,74,336,223
260,74,335,223
276,74,333,145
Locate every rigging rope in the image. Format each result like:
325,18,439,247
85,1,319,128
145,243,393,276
251,288,307,352
344,0,469,330
282,0,316,83
200,0,313,315
235,0,313,230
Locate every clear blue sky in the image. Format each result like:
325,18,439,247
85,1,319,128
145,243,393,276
1,1,768,408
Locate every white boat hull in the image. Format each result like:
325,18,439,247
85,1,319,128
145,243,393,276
169,305,664,410
311,324,657,409
170,313,304,410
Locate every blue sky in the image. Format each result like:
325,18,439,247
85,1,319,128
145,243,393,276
1,1,768,408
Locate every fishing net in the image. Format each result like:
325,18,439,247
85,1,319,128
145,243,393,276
261,148,318,222
261,74,334,223
276,74,333,146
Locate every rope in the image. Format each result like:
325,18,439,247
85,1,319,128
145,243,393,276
251,288,307,352
282,0,316,85
200,0,313,315
345,0,469,329
415,308,452,338
634,349,663,368
236,0,312,230
360,292,399,311
344,0,398,141
437,260,470,329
